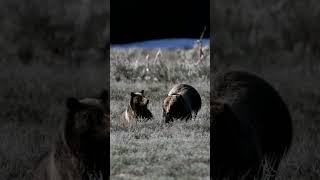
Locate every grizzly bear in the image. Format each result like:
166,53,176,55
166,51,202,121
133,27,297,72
120,90,153,128
33,90,110,180
211,71,292,180
163,84,202,123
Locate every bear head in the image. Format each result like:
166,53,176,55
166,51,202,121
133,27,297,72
64,89,109,177
130,90,149,110
162,94,186,123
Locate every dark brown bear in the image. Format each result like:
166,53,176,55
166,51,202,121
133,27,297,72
211,71,292,180
33,90,110,180
121,90,153,128
163,84,202,123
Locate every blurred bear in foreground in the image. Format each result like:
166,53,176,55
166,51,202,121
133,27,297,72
163,84,202,123
211,71,292,180
33,90,110,180
120,90,153,128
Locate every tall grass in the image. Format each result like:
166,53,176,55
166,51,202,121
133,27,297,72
111,47,210,83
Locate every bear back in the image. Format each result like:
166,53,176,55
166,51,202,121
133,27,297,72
163,84,202,122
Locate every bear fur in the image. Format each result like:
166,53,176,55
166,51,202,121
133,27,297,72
211,71,292,180
33,90,110,180
120,90,153,128
163,84,201,123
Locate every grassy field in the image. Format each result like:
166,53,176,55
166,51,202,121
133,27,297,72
110,47,210,179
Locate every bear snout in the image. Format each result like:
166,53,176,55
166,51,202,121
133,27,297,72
142,97,149,105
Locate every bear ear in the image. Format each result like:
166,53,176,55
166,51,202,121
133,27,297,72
66,97,80,111
140,90,144,94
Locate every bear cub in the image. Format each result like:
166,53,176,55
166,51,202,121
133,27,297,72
121,90,153,127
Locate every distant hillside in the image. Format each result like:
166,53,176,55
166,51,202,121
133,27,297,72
111,38,210,49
